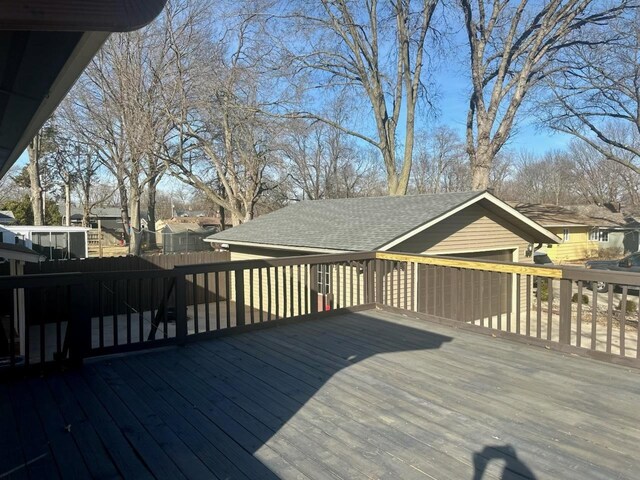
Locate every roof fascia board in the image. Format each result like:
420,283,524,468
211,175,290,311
0,0,168,32
378,192,560,251
205,238,348,254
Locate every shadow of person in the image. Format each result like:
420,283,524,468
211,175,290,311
472,444,537,479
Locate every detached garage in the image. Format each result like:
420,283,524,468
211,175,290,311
206,190,559,315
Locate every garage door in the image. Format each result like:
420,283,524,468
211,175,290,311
417,249,514,321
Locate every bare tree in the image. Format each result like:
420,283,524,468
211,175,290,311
279,0,439,195
568,140,639,205
507,149,575,204
460,0,632,189
411,126,469,194
545,10,640,176
282,118,379,201
162,1,281,225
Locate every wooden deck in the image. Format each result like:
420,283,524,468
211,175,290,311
2,309,640,479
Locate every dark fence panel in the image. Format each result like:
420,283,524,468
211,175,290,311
23,251,230,318
24,251,230,274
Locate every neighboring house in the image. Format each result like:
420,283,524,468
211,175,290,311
206,191,559,315
160,222,215,254
5,225,89,260
0,211,15,225
62,206,149,231
513,203,640,262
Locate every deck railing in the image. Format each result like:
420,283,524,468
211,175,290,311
2,251,640,376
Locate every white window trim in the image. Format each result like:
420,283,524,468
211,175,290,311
589,228,610,242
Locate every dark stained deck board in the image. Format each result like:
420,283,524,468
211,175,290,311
2,310,640,479
262,316,635,477
217,326,618,479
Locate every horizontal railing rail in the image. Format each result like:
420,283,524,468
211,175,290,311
377,252,640,367
2,250,640,378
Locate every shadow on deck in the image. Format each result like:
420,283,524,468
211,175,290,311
2,310,639,479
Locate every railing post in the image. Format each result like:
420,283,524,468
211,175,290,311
558,276,572,345
235,269,245,327
175,272,187,345
375,259,384,305
69,281,91,365
310,264,319,313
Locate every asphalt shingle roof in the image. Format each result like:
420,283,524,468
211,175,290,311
207,191,483,251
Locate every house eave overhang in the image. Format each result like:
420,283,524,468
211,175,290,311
0,0,168,178
204,238,350,255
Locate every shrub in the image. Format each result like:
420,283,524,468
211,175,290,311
538,279,549,302
572,293,589,304
618,300,637,314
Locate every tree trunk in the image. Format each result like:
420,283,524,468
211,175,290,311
64,180,71,226
27,141,44,226
129,187,142,255
146,180,158,249
219,205,226,231
117,176,130,243
471,142,492,190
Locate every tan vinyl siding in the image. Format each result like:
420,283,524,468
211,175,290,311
392,204,536,320
230,247,366,317
391,203,534,262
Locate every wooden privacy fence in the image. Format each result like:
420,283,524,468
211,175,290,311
24,250,230,274
22,251,230,319
2,250,640,377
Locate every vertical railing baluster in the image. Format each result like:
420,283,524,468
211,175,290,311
297,265,302,316
536,277,542,338
479,270,485,327
98,280,104,348
497,272,502,330
310,264,319,313
525,275,531,336
162,277,168,339
138,278,143,343
275,267,280,319
336,263,341,309
175,272,187,345
516,273,521,335
112,279,118,347
150,277,156,339
576,281,583,348
591,284,597,351
267,267,272,321
289,265,293,316
259,268,264,322
506,273,512,332
547,278,553,341
249,268,255,324
235,269,245,327
559,278,572,345
126,279,131,344
620,285,627,357
606,284,614,353
225,270,231,328
56,286,62,357
281,266,287,318
204,272,210,331
487,271,493,328
343,263,347,309
215,271,221,330
192,273,199,334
